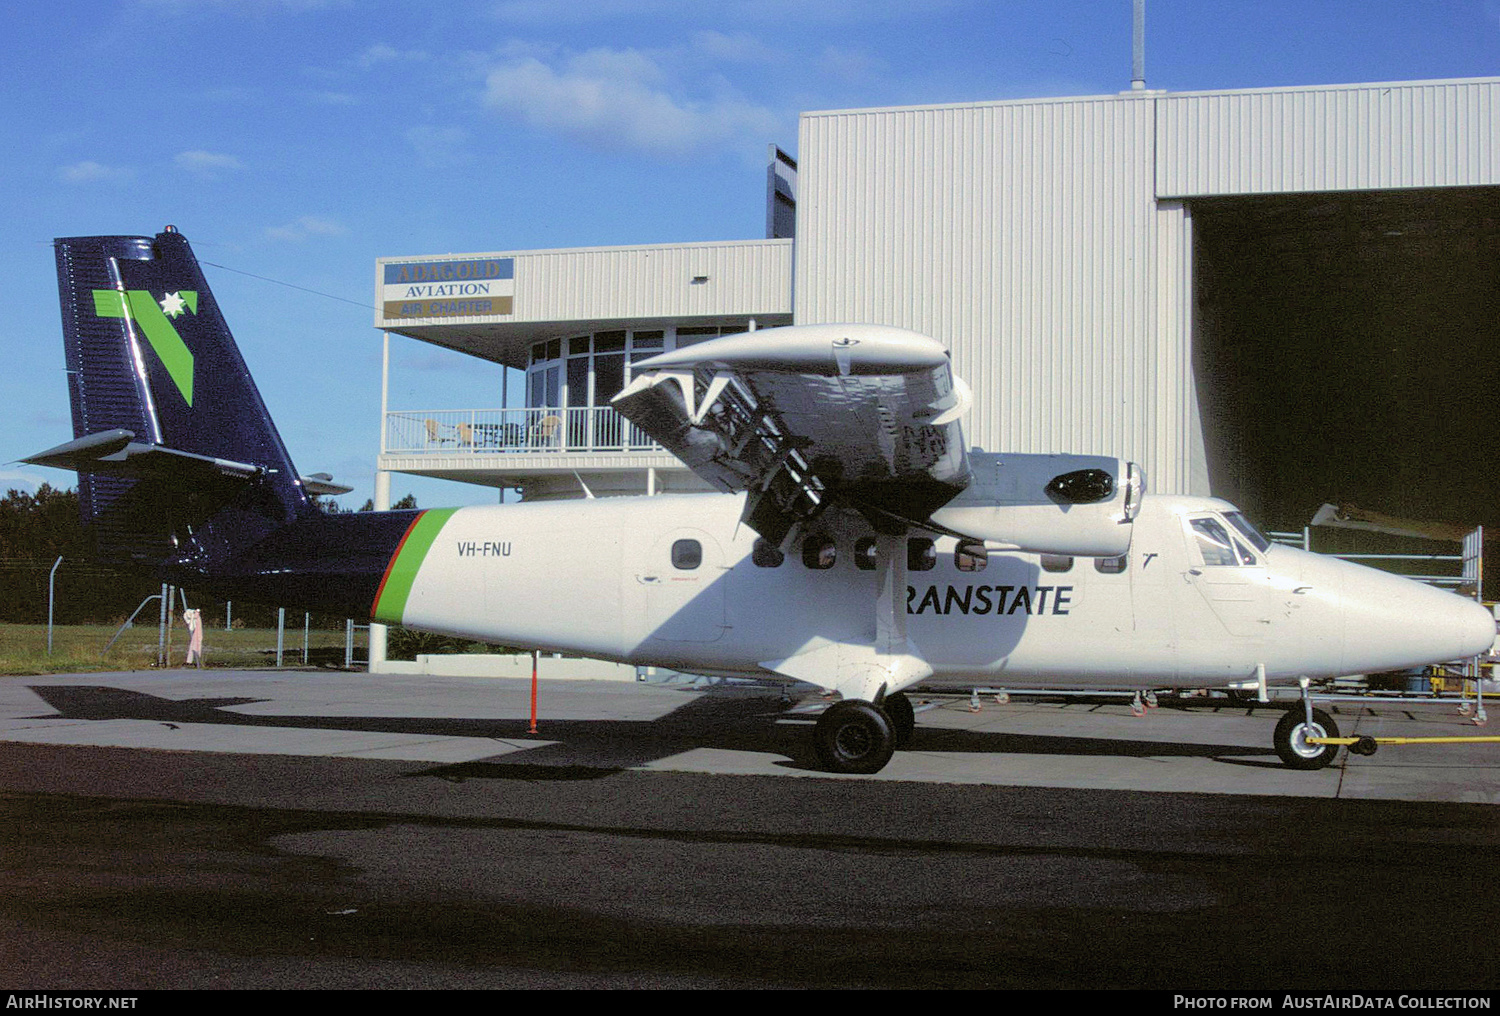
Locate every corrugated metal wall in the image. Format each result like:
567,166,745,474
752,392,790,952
377,239,792,329
797,94,1203,495
796,78,1500,497
1158,79,1500,197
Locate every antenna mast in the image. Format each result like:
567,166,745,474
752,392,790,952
1131,0,1146,90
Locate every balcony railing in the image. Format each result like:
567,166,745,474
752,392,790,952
385,408,663,455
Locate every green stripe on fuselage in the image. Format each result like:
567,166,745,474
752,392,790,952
372,508,459,624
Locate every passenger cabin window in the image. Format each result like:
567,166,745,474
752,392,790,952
803,537,836,570
671,539,702,570
908,538,936,572
1095,555,1127,574
955,539,987,573
1189,518,1243,567
1041,554,1074,573
855,537,878,571
751,537,783,568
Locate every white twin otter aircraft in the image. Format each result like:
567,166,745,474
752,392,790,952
28,229,1497,774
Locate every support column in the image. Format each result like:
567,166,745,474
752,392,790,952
379,333,391,454
372,334,393,673
368,469,393,672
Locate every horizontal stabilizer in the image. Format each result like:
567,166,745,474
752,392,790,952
24,429,261,482
300,472,354,496
1310,503,1472,543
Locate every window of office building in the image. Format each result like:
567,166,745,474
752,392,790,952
526,326,742,410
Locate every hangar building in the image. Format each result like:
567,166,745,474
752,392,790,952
371,76,1499,666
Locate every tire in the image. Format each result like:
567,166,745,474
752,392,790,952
1274,706,1341,770
814,700,896,774
884,692,916,747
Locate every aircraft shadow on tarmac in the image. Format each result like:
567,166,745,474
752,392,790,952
24,684,1277,777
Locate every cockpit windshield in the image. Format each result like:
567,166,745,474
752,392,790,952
1190,514,1261,567
1223,511,1272,553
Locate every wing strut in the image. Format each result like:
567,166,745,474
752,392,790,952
760,529,932,703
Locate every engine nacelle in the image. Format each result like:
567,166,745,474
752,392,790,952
931,452,1141,558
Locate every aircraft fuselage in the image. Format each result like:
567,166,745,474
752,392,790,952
390,491,1493,692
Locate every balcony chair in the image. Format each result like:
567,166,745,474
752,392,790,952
529,414,563,449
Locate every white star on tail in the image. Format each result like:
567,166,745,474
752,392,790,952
160,292,187,318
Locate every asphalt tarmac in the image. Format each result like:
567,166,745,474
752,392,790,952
0,670,1496,991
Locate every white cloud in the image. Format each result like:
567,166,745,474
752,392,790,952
689,30,779,64
358,43,428,68
308,91,360,106
482,46,782,158
265,216,348,242
489,0,950,26
139,0,351,11
819,45,888,84
58,161,132,184
175,150,244,176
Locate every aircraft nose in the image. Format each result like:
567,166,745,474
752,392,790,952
1338,561,1497,672
1453,596,1500,658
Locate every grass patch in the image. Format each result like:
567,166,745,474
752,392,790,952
0,623,366,676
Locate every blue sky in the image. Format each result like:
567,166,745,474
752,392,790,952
3,0,1497,508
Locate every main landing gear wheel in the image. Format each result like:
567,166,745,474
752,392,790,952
814,700,896,774
884,692,916,747
1274,706,1342,770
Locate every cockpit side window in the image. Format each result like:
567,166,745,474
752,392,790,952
1223,511,1272,553
1189,517,1240,567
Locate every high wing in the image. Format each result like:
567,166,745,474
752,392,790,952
612,323,973,544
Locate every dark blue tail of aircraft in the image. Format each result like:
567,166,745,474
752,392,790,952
27,227,419,617
43,229,311,565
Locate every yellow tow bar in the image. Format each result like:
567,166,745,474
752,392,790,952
1306,735,1500,756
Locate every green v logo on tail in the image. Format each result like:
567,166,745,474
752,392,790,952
93,289,198,406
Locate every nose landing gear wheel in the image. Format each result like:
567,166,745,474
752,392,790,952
814,700,896,774
1274,706,1342,770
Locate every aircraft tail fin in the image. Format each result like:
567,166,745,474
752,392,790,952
33,228,311,566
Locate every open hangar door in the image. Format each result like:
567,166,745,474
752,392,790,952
1190,187,1500,589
